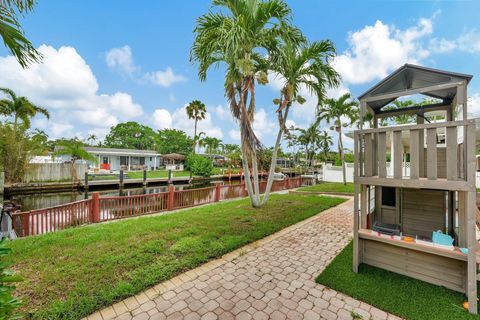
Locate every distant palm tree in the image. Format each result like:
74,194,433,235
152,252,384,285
296,124,321,168
202,136,222,154
53,139,97,183
186,100,206,154
0,0,42,68
191,0,301,207
86,134,97,146
382,100,415,125
0,87,49,131
317,93,358,185
318,130,333,162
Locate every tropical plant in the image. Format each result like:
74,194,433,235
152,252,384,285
295,123,321,168
318,130,333,162
260,39,339,203
156,129,193,155
104,122,157,150
0,88,49,131
317,93,359,185
191,0,302,207
53,139,97,183
86,134,97,146
185,154,213,177
0,239,23,319
186,100,206,154
201,136,222,154
0,0,42,68
0,124,32,183
382,100,416,125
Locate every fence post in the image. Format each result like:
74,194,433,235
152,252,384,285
84,172,89,190
168,170,173,184
168,184,175,210
91,192,100,223
119,170,124,188
22,212,30,237
215,182,221,202
143,169,147,186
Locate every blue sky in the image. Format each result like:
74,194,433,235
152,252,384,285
1,0,480,150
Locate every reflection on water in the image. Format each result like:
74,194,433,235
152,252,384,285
8,180,241,211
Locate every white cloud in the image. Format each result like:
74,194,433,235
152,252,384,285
252,109,276,139
215,105,228,119
0,45,143,138
334,16,434,84
430,30,480,54
152,108,173,130
151,105,223,139
145,67,187,87
468,93,480,118
106,46,187,88
229,129,240,141
105,45,137,74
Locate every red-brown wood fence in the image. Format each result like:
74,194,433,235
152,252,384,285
12,177,304,237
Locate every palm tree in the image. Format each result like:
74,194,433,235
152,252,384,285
86,134,97,146
260,40,339,204
202,136,222,154
295,124,321,168
53,139,97,183
0,87,49,131
318,130,333,162
0,0,42,68
186,100,206,154
191,0,302,207
317,93,358,185
383,100,415,125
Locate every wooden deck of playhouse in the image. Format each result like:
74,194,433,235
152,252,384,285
352,64,478,313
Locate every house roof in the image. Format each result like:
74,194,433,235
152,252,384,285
358,64,473,111
162,153,186,160
83,147,160,156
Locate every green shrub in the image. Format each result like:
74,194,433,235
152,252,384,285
0,240,22,319
185,154,213,177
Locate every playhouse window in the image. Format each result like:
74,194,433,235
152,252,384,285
382,187,396,207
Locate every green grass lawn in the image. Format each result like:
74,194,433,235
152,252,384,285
10,194,345,319
316,242,478,320
298,182,354,194
127,169,191,179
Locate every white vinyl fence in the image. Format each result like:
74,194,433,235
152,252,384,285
25,163,88,183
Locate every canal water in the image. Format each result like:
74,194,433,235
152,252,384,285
7,180,237,211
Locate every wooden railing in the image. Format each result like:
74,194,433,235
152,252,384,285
354,120,476,190
11,177,305,237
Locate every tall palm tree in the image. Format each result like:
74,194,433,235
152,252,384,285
53,139,97,183
0,0,42,68
260,39,339,204
191,0,303,207
318,130,333,162
0,87,49,131
317,93,358,185
186,100,206,154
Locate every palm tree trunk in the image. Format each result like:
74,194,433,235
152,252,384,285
338,126,346,185
260,107,290,205
240,144,260,207
13,114,18,132
193,119,198,154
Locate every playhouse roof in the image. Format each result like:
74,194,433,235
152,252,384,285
358,64,473,111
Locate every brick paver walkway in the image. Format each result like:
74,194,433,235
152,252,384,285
87,198,401,320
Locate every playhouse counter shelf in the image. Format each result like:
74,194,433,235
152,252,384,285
358,229,467,261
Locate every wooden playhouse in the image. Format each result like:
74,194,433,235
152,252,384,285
352,64,478,313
